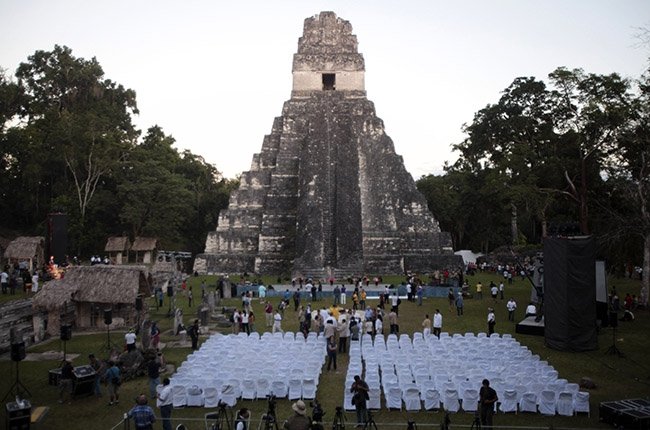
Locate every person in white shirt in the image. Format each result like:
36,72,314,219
157,377,173,430
507,298,517,321
125,331,137,352
432,309,443,338
273,311,283,333
490,285,498,302
487,308,496,336
31,271,39,293
498,282,505,300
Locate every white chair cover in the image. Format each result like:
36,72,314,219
220,384,237,407
302,378,316,400
271,380,288,398
461,389,479,412
368,387,381,410
403,386,421,411
519,392,537,413
241,379,256,400
186,385,204,407
500,389,518,413
573,391,590,416
172,385,187,408
423,387,441,410
256,378,270,399
538,390,556,415
556,391,574,416
288,378,302,400
443,389,460,413
386,384,403,410
203,387,220,408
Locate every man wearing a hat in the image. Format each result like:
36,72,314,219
283,400,311,430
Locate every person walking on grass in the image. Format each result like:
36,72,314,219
455,292,464,316
433,309,442,338
157,378,173,430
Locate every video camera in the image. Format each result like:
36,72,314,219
310,400,325,422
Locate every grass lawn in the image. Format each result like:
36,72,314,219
1,272,648,429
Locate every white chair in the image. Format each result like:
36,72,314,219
220,384,237,407
403,386,421,411
443,389,460,413
556,391,574,416
288,378,302,400
302,378,316,400
203,387,220,408
461,388,479,412
368,387,381,410
172,385,187,408
256,378,270,399
519,392,537,413
538,390,556,415
385,384,403,410
500,389,518,414
423,387,441,411
241,379,256,400
271,380,288,398
573,391,590,417
186,385,204,407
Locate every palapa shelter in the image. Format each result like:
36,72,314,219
131,237,159,264
104,236,131,264
32,265,152,337
3,236,45,272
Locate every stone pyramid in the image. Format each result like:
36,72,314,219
194,12,454,278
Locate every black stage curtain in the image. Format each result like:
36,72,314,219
544,236,598,351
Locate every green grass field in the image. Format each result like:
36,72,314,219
1,272,648,429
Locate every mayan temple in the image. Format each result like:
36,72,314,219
194,11,454,278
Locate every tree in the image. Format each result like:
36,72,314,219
15,45,138,240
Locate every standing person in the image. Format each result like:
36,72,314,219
125,330,137,352
248,311,256,332
150,322,161,350
128,394,156,430
340,285,347,305
388,309,398,334
433,309,443,338
88,353,104,397
507,298,517,322
490,283,498,303
447,288,455,311
189,319,200,350
283,400,311,430
499,281,505,300
350,375,369,427
390,291,399,313
374,315,383,337
273,310,283,333
487,308,496,336
241,311,250,335
360,288,367,310
479,379,498,430
147,356,160,400
201,280,207,298
157,377,173,430
58,359,74,403
105,360,121,406
31,270,39,293
187,289,193,307
1,267,8,294
326,336,337,371
338,317,350,353
333,285,341,306
422,314,432,337
476,281,483,299
416,285,423,306
293,290,301,311
406,282,413,302
455,292,464,316
264,301,274,327
156,288,164,309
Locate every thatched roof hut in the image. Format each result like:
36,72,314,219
131,237,159,264
32,265,153,335
104,236,131,265
3,236,45,271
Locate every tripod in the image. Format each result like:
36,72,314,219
332,406,346,430
363,409,377,430
469,410,481,430
258,396,279,430
206,402,232,430
2,361,31,402
605,323,625,357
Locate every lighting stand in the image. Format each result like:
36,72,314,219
2,361,31,402
605,325,625,357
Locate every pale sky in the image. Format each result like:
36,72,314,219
1,1,648,179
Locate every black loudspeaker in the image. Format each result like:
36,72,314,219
135,297,143,311
543,236,598,352
10,342,26,362
167,286,174,297
47,212,68,266
104,308,113,325
60,324,72,341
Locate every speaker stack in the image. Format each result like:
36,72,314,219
10,342,26,362
60,324,72,341
104,309,112,325
135,296,143,311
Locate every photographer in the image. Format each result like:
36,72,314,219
235,408,251,430
283,400,311,430
310,400,325,430
350,375,369,426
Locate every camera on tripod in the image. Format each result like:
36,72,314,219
310,400,325,422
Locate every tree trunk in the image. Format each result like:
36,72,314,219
511,203,518,245
644,233,650,303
